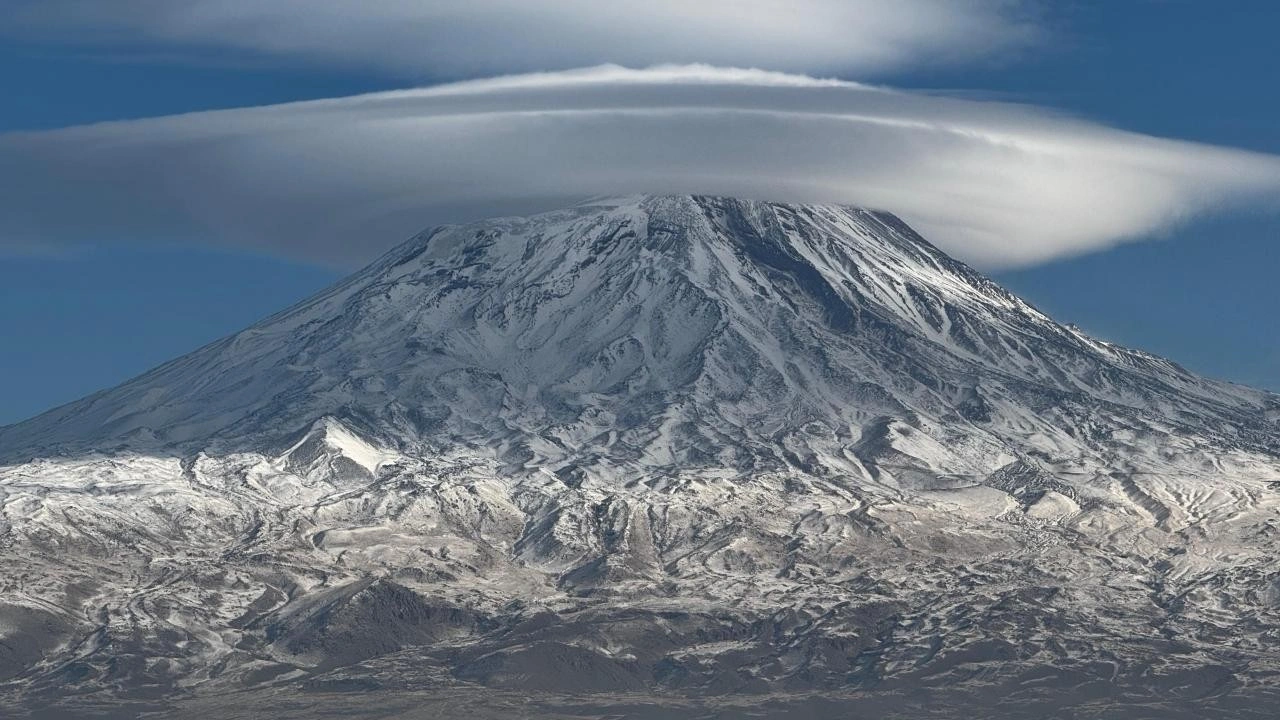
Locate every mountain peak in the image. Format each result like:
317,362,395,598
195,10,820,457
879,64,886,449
4,197,1280,715
2,196,1275,475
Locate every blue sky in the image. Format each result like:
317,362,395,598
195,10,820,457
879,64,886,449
1,1,1278,425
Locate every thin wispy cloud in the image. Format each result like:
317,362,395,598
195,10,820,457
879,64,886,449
7,0,1040,78
2,65,1278,269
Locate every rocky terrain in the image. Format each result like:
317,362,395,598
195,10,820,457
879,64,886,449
1,195,1278,718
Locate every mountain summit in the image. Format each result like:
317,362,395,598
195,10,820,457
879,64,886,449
5,195,1274,472
2,196,1279,718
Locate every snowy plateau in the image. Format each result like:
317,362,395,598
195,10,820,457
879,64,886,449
1,195,1279,718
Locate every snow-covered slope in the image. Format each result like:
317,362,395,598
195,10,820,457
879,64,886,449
2,196,1279,718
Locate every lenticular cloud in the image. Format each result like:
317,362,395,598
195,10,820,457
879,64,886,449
7,0,1037,78
2,65,1278,268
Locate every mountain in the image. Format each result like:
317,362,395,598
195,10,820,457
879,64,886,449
2,195,1279,719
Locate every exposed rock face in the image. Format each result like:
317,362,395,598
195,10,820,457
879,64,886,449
1,196,1278,718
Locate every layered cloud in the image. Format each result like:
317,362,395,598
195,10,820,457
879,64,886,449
7,0,1038,78
2,65,1279,268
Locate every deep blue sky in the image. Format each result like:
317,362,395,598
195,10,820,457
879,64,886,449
1,1,1277,425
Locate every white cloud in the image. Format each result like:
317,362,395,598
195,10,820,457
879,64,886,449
7,0,1039,78
2,65,1278,268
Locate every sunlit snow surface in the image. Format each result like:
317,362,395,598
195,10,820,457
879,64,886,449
1,196,1279,718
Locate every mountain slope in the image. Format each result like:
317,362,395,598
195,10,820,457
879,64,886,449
1,196,1279,718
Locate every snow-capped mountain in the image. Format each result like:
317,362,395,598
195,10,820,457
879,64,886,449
2,196,1278,718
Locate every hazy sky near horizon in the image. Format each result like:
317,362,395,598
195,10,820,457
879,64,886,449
1,0,1278,424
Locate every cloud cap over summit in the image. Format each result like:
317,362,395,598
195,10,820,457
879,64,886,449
3,65,1278,268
